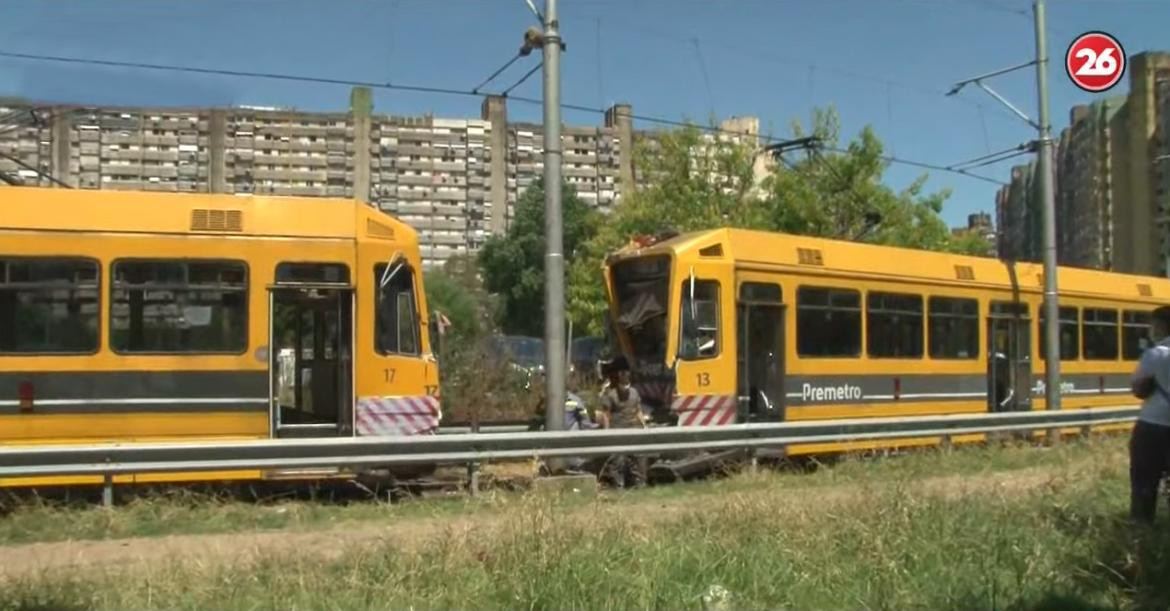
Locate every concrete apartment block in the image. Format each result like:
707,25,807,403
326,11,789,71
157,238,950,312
995,51,1170,276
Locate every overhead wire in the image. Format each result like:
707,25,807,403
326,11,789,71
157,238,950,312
502,61,542,96
472,52,524,94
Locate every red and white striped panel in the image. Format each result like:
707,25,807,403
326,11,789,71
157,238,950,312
672,394,737,426
356,395,441,437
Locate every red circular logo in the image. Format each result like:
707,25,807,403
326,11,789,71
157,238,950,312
1066,31,1126,92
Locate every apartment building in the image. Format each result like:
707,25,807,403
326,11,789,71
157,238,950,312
994,51,1170,276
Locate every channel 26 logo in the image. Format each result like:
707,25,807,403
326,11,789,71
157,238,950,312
1066,31,1126,92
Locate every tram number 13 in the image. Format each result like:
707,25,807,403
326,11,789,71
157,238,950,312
696,372,711,387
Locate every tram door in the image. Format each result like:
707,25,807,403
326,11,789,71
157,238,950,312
269,263,354,438
987,301,1032,412
736,280,786,422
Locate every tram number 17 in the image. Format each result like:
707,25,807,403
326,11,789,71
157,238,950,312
383,368,396,383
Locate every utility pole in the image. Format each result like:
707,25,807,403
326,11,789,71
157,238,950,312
534,0,566,443
1033,0,1061,417
946,0,1061,418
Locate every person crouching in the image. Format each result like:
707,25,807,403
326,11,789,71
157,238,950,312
597,356,647,488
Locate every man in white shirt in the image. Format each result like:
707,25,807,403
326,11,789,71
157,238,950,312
1128,305,1170,524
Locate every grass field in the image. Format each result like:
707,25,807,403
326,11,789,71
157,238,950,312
1,436,1167,610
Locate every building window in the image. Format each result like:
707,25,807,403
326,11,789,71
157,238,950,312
1123,310,1151,360
679,280,720,360
867,292,923,358
1039,306,1080,361
0,257,100,354
110,260,247,354
374,261,419,355
1082,308,1119,360
928,296,978,359
797,286,861,357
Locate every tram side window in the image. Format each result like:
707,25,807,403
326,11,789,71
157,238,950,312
110,260,248,354
1123,310,1152,360
797,286,861,357
867,292,923,358
374,262,419,355
928,297,979,359
679,280,720,359
0,257,99,354
1082,308,1119,360
1039,306,1080,361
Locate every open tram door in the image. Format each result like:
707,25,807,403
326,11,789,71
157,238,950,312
987,300,1032,412
735,278,786,423
268,262,355,438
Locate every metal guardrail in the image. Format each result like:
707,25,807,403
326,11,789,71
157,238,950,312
438,424,533,435
0,406,1138,481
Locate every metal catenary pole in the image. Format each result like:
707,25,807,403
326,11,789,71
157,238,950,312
541,0,567,440
946,1,1061,419
1034,0,1062,416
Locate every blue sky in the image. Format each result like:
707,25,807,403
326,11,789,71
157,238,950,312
1,0,1165,226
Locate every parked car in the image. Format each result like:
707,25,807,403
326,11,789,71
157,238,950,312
486,335,545,389
569,336,607,381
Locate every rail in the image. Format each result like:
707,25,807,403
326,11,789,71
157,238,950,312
0,406,1138,484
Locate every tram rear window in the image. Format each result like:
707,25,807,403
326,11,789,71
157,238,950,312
110,259,248,354
797,286,861,358
0,257,100,354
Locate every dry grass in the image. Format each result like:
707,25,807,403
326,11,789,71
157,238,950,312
2,435,1165,609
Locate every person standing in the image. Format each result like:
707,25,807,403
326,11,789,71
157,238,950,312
1128,305,1170,524
598,356,647,488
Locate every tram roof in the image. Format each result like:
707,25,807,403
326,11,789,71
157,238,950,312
0,186,416,242
614,227,1170,303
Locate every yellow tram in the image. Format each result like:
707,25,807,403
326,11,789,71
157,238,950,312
0,187,440,487
603,228,1167,456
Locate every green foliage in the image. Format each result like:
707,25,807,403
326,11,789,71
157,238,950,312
478,177,602,336
423,255,496,348
422,256,532,423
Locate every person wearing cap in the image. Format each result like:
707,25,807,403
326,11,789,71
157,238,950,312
1128,304,1170,524
597,356,647,488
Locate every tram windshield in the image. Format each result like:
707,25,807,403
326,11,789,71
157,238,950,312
609,255,671,369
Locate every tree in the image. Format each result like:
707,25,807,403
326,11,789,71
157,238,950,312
479,177,602,337
423,255,496,348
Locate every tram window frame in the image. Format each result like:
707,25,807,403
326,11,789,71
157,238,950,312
0,256,101,355
678,279,721,360
1082,308,1120,360
109,259,249,355
274,262,351,285
1038,306,1080,361
1123,310,1152,360
927,296,979,360
374,262,421,356
796,286,862,358
866,291,924,359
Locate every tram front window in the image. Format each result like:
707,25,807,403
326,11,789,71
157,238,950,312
610,256,670,369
